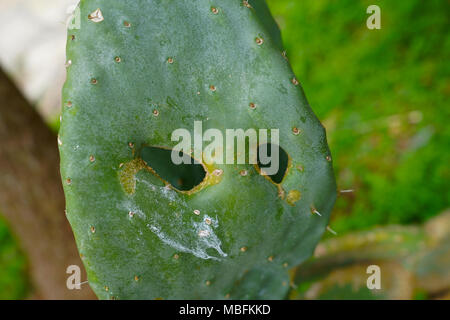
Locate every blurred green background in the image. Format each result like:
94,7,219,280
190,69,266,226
0,0,448,299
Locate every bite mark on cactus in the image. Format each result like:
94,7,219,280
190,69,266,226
152,109,159,117
211,7,219,15
89,155,95,163
141,146,206,191
114,56,121,63
88,8,104,23
65,101,72,108
209,85,217,92
91,78,98,85
255,37,264,45
123,21,131,27
249,102,256,109
90,226,96,233
239,170,248,177
65,178,72,185
243,1,252,9
256,143,290,184
167,57,174,64
291,78,299,86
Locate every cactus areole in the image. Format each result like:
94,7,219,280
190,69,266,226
60,0,337,299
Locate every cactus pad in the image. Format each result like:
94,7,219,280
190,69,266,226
60,0,336,299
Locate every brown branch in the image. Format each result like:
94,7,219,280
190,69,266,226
0,68,96,299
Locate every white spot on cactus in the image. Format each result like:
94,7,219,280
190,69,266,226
211,7,219,14
153,109,159,117
57,135,62,146
193,209,200,215
167,57,174,64
65,60,72,68
198,230,210,237
243,1,252,8
292,78,299,86
239,170,248,176
256,37,264,45
249,102,256,109
89,155,95,162
88,8,104,23
115,56,121,63
212,169,223,176
292,127,301,135
204,218,212,225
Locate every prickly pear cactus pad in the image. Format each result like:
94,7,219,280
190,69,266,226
60,0,337,299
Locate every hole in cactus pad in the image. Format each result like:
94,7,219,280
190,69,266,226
141,146,206,191
256,144,289,184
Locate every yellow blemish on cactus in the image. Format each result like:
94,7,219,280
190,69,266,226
267,256,274,262
88,8,104,23
286,190,301,206
205,280,211,286
119,158,147,195
134,275,139,281
90,226,96,233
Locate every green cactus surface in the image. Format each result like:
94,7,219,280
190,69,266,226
60,0,336,299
